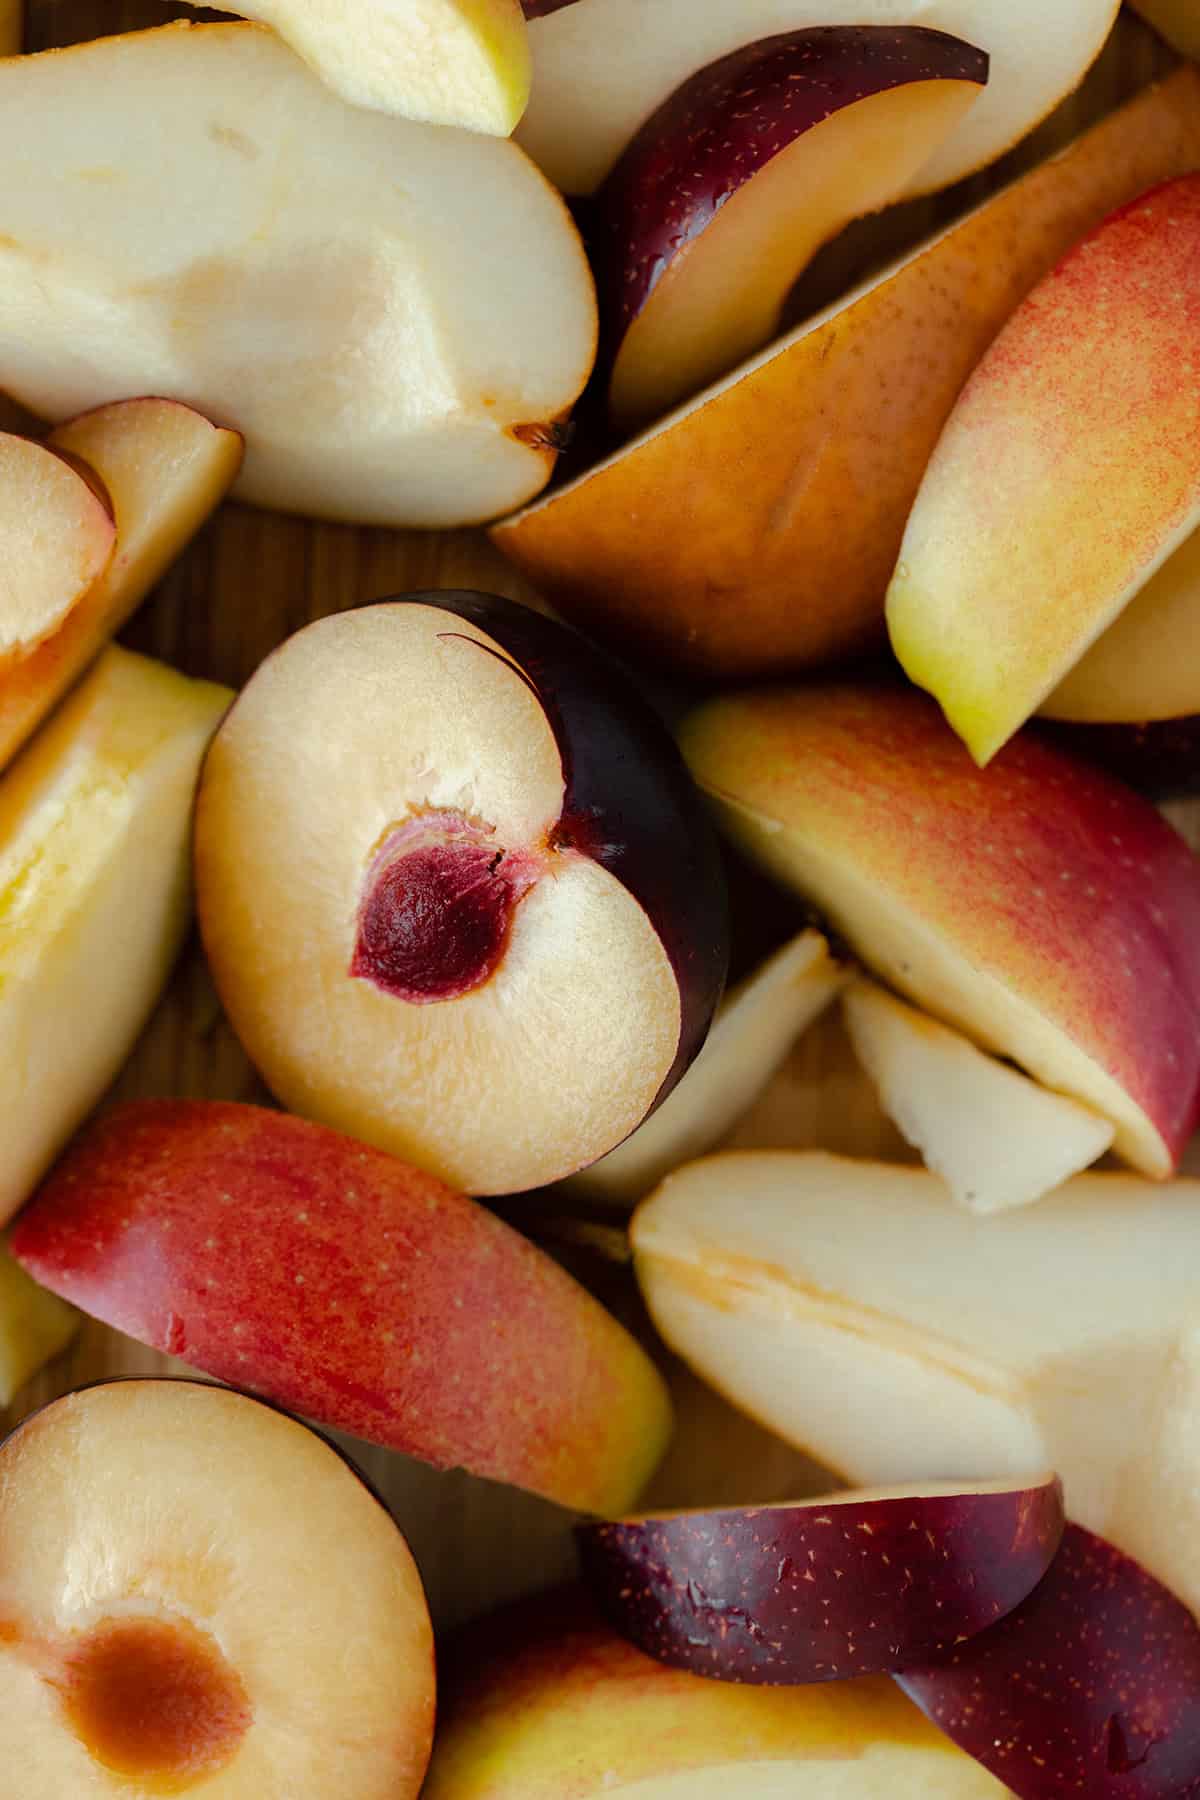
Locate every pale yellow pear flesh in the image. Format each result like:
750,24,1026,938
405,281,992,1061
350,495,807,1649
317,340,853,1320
0,1240,78,1407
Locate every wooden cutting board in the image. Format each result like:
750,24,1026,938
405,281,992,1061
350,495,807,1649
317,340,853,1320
4,0,1188,1633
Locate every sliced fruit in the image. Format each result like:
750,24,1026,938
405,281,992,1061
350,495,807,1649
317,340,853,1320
195,594,727,1196
0,1240,78,1407
1131,0,1200,56
632,1152,1200,1605
0,1380,435,1798
0,22,596,528
179,0,532,134
0,647,230,1226
0,400,242,775
577,1474,1064,1685
843,980,1113,1213
494,68,1200,680
11,1099,673,1515
898,1524,1200,1800
680,683,1200,1176
519,0,1117,196
423,1585,1010,1797
565,930,845,1207
597,27,988,430
1109,1324,1200,1624
0,433,114,660
889,176,1200,765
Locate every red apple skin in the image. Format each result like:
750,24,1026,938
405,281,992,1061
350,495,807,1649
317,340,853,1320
591,27,988,387
576,1478,1065,1685
407,592,728,1104
9,1101,674,1516
897,1523,1200,1799
1041,716,1200,801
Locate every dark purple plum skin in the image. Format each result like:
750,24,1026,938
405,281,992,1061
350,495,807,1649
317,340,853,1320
388,591,729,1109
1039,715,1200,800
577,1480,1064,1686
898,1523,1200,1800
590,26,989,372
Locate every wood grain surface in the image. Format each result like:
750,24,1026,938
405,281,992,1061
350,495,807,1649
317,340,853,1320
4,0,1190,1633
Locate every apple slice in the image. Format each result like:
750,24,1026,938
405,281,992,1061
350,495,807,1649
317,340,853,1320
843,980,1114,1214
597,27,988,431
0,433,114,662
1131,0,1200,56
0,400,242,776
577,1474,1064,1686
0,1240,78,1408
0,22,596,529
0,1380,434,1797
898,1525,1200,1800
495,68,1200,681
680,683,1200,1177
423,1585,1011,1797
888,176,1200,765
177,0,532,134
195,593,728,1196
519,0,1116,197
564,931,846,1207
10,1099,674,1515
0,646,231,1226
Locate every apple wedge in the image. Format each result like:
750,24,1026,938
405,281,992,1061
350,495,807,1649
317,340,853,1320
423,1586,1010,1797
0,1240,78,1408
494,68,1200,680
177,0,532,134
0,434,115,664
0,400,242,776
519,0,1117,196
0,647,231,1226
898,1525,1200,1800
843,981,1114,1213
597,27,988,430
0,1380,435,1798
565,931,846,1207
577,1475,1064,1685
10,1099,674,1515
0,22,596,529
680,684,1200,1177
1131,0,1200,57
889,176,1200,765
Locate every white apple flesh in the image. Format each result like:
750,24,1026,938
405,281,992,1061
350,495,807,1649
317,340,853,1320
0,434,114,660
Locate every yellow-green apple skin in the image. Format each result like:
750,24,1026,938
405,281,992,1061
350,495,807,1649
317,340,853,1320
888,175,1200,764
0,1240,78,1407
680,683,1200,1175
1131,0,1200,57
422,1587,1009,1798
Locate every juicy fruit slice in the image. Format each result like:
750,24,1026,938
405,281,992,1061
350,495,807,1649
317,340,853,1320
195,594,727,1195
519,0,1118,196
0,434,114,658
843,980,1114,1213
422,1586,1010,1797
494,68,1200,681
0,647,230,1226
889,177,1200,764
0,399,242,775
898,1525,1200,1800
680,683,1200,1176
0,1380,435,1798
577,1475,1064,1685
0,22,596,528
10,1100,673,1515
598,27,988,430
1131,0,1200,56
0,1240,78,1407
567,931,846,1206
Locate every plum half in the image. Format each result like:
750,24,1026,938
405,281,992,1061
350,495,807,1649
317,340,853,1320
195,592,728,1194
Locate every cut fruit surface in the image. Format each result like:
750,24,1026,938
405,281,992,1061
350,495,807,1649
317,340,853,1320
0,1239,78,1407
566,931,846,1206
680,683,1200,1176
519,0,1117,196
0,646,230,1227
195,594,727,1196
0,434,114,660
843,980,1114,1213
0,22,596,528
577,1475,1063,1685
889,176,1200,764
598,27,988,430
11,1100,674,1515
0,1380,435,1798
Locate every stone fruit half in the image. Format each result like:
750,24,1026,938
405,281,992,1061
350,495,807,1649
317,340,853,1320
0,1379,435,1798
195,593,727,1195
